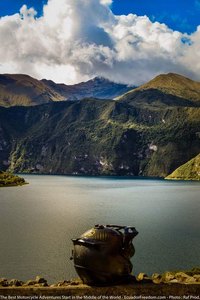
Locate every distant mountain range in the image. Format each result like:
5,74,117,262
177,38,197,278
0,72,199,179
0,74,133,107
42,77,133,101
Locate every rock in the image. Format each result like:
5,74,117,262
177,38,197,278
184,276,197,284
194,275,200,282
136,273,152,283
175,272,195,284
9,279,23,287
168,279,179,283
189,268,200,276
70,280,81,286
24,280,37,286
56,280,71,287
35,276,48,284
57,283,64,287
162,272,175,283
0,278,9,287
152,273,162,284
34,283,48,287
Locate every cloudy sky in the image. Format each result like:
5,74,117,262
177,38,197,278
0,0,200,85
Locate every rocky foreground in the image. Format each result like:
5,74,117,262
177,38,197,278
1,270,200,297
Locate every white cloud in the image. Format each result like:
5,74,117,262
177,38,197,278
100,0,113,5
0,0,199,85
20,4,37,19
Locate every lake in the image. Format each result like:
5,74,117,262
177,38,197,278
0,175,199,283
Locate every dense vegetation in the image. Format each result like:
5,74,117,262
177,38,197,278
0,73,199,179
0,99,199,177
0,171,26,187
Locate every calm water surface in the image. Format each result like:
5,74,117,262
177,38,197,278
0,175,199,283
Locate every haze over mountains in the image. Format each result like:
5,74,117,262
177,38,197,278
0,74,133,107
0,72,199,179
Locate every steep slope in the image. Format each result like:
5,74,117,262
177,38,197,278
42,77,134,100
166,153,200,180
0,99,199,177
0,74,65,106
117,73,200,108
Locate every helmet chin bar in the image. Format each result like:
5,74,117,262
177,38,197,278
71,224,138,286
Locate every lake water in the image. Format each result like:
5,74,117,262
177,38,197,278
0,175,200,283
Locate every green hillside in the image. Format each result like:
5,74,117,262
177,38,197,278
0,171,26,187
166,154,200,180
0,72,199,178
117,73,200,108
0,98,199,177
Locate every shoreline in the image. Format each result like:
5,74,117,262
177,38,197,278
15,173,200,183
1,271,200,295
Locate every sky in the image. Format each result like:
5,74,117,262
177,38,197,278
0,0,200,85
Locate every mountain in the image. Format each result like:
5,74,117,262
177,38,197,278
0,72,199,178
0,96,199,177
42,77,133,100
166,153,200,181
0,74,133,107
0,74,65,107
117,73,200,108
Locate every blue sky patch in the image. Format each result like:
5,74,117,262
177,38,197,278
0,0,199,34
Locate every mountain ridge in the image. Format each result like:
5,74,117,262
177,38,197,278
117,73,200,107
42,76,134,101
0,74,65,107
